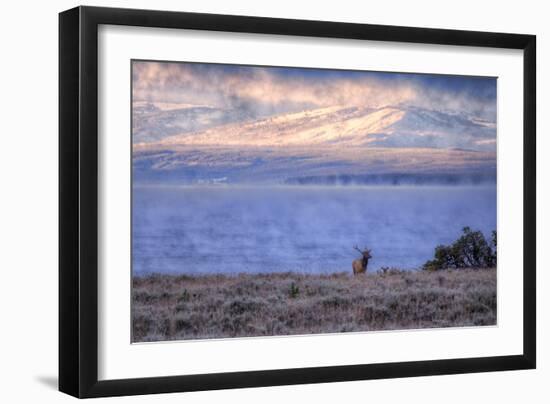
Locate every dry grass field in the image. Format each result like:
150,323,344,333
132,268,496,342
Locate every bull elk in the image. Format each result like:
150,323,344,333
352,246,372,275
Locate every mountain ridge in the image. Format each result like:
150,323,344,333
135,104,496,151
132,103,497,184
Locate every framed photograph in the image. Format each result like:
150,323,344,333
59,6,536,398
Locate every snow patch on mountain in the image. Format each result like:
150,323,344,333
132,102,256,143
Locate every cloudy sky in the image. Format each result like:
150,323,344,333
133,60,495,119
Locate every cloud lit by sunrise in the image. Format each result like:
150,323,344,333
132,61,496,121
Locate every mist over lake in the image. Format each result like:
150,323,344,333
132,185,496,275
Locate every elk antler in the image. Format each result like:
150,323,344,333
353,245,363,254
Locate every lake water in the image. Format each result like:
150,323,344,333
132,186,496,275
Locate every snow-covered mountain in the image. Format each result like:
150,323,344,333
133,104,496,185
141,105,496,151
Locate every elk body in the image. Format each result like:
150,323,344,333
352,246,372,275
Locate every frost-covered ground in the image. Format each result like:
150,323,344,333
132,268,497,342
133,145,496,185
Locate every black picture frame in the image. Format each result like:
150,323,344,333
59,5,536,398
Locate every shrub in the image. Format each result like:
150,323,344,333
289,282,300,298
177,289,191,303
423,227,496,271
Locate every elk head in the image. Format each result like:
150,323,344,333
353,246,372,261
352,246,372,275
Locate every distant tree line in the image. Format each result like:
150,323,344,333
285,172,497,186
423,227,497,271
